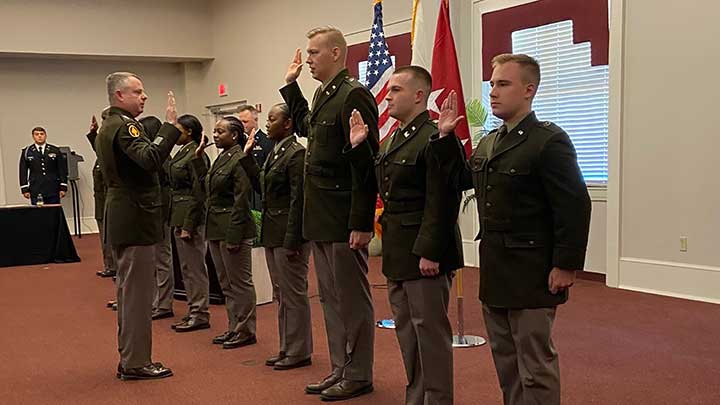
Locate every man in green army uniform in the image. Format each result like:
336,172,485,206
434,54,592,405
280,26,379,400
96,72,181,381
87,111,117,279
344,66,464,405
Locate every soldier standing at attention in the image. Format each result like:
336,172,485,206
19,126,68,205
167,114,212,333
87,111,117,279
344,66,464,405
433,54,592,405
96,72,181,380
192,116,259,350
280,26,379,401
243,103,313,371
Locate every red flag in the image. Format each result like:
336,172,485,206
429,0,472,157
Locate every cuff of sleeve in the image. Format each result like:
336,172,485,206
189,156,205,173
342,141,373,159
553,247,587,270
279,81,301,100
238,154,260,177
412,235,443,262
348,214,375,233
283,238,302,251
181,222,197,234
428,133,461,160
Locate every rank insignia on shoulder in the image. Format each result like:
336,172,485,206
543,121,551,127
153,136,164,145
128,124,141,137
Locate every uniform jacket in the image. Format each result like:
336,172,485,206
432,112,591,308
248,129,274,211
95,106,180,246
245,136,306,250
280,68,379,242
19,143,68,199
346,111,464,281
87,130,106,220
191,144,259,244
169,141,209,233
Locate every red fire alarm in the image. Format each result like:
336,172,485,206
218,83,228,97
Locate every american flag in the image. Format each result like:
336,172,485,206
366,0,398,142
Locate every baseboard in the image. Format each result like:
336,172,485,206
619,257,720,304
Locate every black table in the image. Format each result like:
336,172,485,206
0,205,80,267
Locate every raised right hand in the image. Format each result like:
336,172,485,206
243,128,257,154
349,109,369,148
166,90,177,124
195,134,209,158
90,115,99,132
285,48,303,84
438,90,465,138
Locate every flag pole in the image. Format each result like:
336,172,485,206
452,267,486,348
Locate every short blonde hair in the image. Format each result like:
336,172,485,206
306,26,347,51
491,53,541,86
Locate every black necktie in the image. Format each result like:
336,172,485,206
390,127,403,148
493,125,508,153
38,146,43,155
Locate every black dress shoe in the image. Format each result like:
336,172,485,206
97,269,117,278
120,362,173,381
320,379,373,401
265,352,286,366
111,303,118,311
106,300,117,308
222,334,257,349
151,310,174,320
212,331,236,344
174,318,210,333
305,374,341,395
274,356,312,370
170,315,191,330
116,363,123,379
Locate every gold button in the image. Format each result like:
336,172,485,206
401,159,406,163
485,202,492,207
488,167,494,173
486,185,492,191
510,168,516,174
529,240,535,245
384,191,389,196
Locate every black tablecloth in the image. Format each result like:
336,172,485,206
0,205,80,267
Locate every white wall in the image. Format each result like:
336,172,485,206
0,58,187,233
0,0,212,60
607,0,720,303
0,0,609,278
